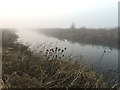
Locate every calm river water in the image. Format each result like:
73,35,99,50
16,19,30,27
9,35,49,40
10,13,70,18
16,29,118,74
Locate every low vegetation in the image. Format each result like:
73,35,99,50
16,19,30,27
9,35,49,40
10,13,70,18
39,27,118,48
1,29,118,89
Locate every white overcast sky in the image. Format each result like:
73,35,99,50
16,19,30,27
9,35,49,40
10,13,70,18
0,0,119,29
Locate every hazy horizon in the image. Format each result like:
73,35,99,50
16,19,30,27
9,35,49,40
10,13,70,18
0,0,119,29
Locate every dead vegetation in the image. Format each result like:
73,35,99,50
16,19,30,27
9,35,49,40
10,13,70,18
2,29,117,89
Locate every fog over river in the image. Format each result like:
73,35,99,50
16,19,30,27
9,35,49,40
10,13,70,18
16,29,118,75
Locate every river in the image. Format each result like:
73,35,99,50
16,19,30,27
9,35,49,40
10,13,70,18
16,29,118,75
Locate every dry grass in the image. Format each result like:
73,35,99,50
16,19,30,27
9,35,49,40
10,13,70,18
2,29,117,89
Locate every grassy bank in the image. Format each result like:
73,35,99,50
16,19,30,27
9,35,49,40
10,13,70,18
39,28,118,48
2,29,117,88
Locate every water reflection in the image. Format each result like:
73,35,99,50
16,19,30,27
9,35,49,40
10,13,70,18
16,30,118,72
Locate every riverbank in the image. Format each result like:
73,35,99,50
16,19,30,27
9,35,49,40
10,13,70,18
38,28,118,48
2,29,117,88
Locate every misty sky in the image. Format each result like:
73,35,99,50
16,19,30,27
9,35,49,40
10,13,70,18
0,0,119,29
